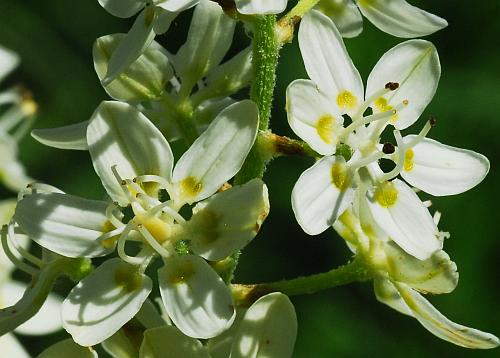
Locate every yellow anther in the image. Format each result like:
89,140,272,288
336,90,358,110
374,181,398,207
316,114,336,144
331,161,351,191
404,148,415,172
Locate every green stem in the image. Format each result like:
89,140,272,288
232,257,372,306
235,15,279,184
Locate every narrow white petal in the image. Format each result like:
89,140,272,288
401,136,489,196
0,160,32,192
94,34,173,102
395,282,500,349
292,156,354,235
230,293,297,358
383,242,458,294
189,179,269,261
38,339,98,358
366,40,440,130
87,101,173,206
63,258,152,346
0,45,19,82
139,326,210,358
155,0,199,13
357,0,447,38
299,10,364,115
102,8,156,85
15,193,114,258
234,0,287,14
366,179,441,260
286,79,342,155
158,255,235,339
152,7,177,34
175,0,235,86
1,281,63,335
102,329,138,358
373,278,413,316
31,121,89,151
0,333,30,358
316,0,363,38
97,0,145,18
172,100,259,204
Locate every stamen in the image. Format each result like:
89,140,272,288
145,200,186,224
433,211,442,225
423,200,432,208
349,150,385,171
137,226,172,258
111,165,136,205
117,223,144,266
97,226,126,245
406,116,435,148
1,225,38,275
340,107,399,141
379,130,405,182
368,100,409,142
7,221,43,268
352,85,396,121
105,203,125,228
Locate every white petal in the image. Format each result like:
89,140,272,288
299,10,364,115
0,45,19,82
0,333,30,358
374,278,413,316
366,179,441,260
97,0,145,18
0,199,16,227
102,329,138,358
230,293,297,358
152,7,177,34
94,34,173,102
139,326,210,358
395,282,500,349
1,281,63,335
234,0,287,14
31,121,89,151
292,156,354,235
189,179,269,261
199,47,253,102
357,0,447,38
316,0,363,38
38,339,98,358
63,258,153,346
175,0,235,87
366,40,440,130
102,7,156,85
0,160,32,192
194,97,236,129
154,0,199,13
87,101,174,206
401,136,489,196
383,241,458,294
286,79,342,155
172,100,259,205
158,255,235,339
15,193,114,258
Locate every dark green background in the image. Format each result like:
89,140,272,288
0,0,498,356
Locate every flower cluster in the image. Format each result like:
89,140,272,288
0,0,498,356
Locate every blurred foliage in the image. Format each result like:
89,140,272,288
0,0,498,356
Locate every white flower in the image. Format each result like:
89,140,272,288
287,11,489,260
15,99,269,345
0,45,36,192
333,209,500,349
316,0,447,38
96,0,199,85
32,0,251,148
234,0,288,15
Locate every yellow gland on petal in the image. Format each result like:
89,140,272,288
100,220,118,249
180,176,203,199
336,90,358,110
114,265,143,292
331,161,351,191
374,97,398,123
404,148,415,172
316,114,336,144
167,260,195,285
137,215,171,244
374,181,398,207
